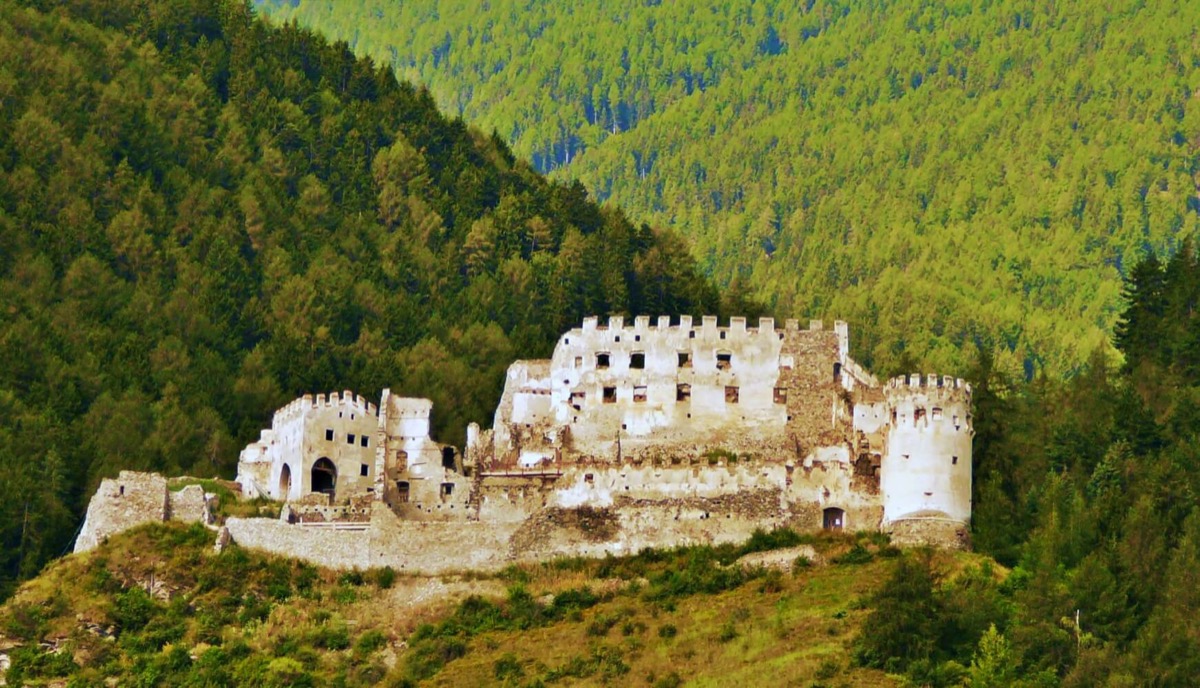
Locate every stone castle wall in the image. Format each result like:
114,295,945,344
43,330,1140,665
75,473,212,553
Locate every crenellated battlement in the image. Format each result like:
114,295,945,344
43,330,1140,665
271,390,379,428
885,374,971,396
565,314,842,346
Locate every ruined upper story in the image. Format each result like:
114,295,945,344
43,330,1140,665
487,316,883,467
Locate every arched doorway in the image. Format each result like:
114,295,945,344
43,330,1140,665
823,507,845,531
278,464,292,499
312,458,337,495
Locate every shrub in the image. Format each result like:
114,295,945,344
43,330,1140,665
494,652,524,681
717,621,739,643
658,623,678,639
369,565,395,589
355,629,387,655
834,544,874,565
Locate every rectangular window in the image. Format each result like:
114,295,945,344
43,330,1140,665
574,356,582,367
397,481,409,502
914,408,926,422
347,433,356,444
633,385,647,402
325,429,334,441
952,456,959,465
570,391,585,410
678,352,692,368
360,464,369,476
725,386,739,403
774,387,788,404
596,352,611,369
360,435,370,447
676,383,691,402
630,352,646,369
603,386,617,403
717,352,732,370
932,407,943,421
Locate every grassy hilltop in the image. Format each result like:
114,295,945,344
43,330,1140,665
3,521,1005,687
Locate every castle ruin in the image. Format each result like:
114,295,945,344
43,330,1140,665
77,316,973,569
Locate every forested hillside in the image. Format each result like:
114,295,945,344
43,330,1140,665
0,0,723,598
256,0,1200,375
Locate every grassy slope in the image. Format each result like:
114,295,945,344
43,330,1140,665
0,522,1011,686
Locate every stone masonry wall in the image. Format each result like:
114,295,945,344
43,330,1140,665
75,472,169,553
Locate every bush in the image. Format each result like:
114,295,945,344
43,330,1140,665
658,623,678,639
372,566,396,589
111,586,160,633
494,652,524,681
717,621,739,643
355,629,387,655
834,544,874,565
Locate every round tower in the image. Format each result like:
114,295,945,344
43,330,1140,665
880,374,973,545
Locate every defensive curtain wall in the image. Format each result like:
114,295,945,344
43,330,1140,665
76,316,974,569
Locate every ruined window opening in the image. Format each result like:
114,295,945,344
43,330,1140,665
565,338,570,344
311,458,337,495
622,423,627,430
631,352,646,369
676,381,696,403
678,351,692,368
361,435,370,447
914,408,926,423
440,483,454,501
347,433,356,444
325,428,334,441
720,330,726,339
597,352,611,369
689,330,696,339
571,391,585,411
585,473,594,484
633,385,647,402
952,414,959,426
635,335,641,342
350,413,355,420
725,386,740,403
442,447,456,470
360,463,369,477
603,386,617,403
717,352,732,370
279,464,292,496
339,411,343,418
833,362,842,382
119,485,124,496
892,409,898,424
952,456,958,465
615,336,620,342
774,387,788,404
574,356,582,367
932,407,943,421
823,507,845,531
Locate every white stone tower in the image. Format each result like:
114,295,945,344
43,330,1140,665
880,374,973,546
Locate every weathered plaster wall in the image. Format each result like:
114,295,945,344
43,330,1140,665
881,375,973,525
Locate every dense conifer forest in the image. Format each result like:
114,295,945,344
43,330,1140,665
2,1,1200,685
257,0,1200,376
0,0,723,598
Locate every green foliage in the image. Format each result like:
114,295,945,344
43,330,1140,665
0,0,722,598
258,0,1200,379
